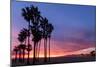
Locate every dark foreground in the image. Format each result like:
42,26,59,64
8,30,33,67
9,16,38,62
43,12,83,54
11,55,96,67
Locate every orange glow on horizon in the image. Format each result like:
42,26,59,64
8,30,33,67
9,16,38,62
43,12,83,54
11,37,96,60
12,47,95,59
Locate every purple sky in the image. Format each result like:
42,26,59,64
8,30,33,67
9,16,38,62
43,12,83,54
11,1,96,56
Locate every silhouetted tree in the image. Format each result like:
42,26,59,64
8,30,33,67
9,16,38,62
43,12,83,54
13,46,19,62
26,44,32,64
22,5,41,64
37,40,41,60
21,28,28,62
40,17,49,62
17,28,27,62
17,45,22,62
40,18,54,62
46,23,54,61
30,5,42,63
31,26,42,63
36,31,42,61
22,7,32,63
21,5,54,64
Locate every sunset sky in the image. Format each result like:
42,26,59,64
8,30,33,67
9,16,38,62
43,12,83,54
11,1,96,57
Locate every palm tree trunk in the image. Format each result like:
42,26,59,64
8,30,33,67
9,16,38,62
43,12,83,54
44,39,46,62
44,38,47,62
23,49,25,62
25,38,29,64
45,38,47,62
35,43,38,59
36,41,41,62
48,37,50,61
15,52,17,62
27,51,30,64
38,40,41,60
18,51,20,61
33,42,36,64
19,50,21,62
35,43,38,62
27,21,30,64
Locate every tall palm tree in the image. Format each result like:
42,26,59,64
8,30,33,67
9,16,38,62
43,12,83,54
22,7,32,63
46,23,54,61
30,6,42,63
22,5,41,63
30,26,42,63
40,17,49,62
13,46,19,62
35,30,42,61
31,27,37,63
40,17,54,62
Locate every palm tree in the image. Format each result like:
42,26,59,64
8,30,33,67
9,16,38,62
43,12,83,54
35,30,42,61
30,5,42,63
30,5,41,25
40,17,54,62
17,28,27,62
20,44,26,62
22,7,32,63
31,27,37,63
46,23,54,61
26,44,32,64
17,45,22,62
30,26,42,63
21,28,28,62
40,17,49,62
37,39,41,60
13,46,19,62
22,5,41,64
